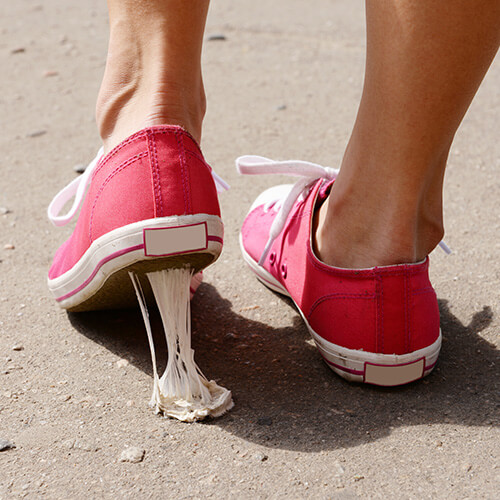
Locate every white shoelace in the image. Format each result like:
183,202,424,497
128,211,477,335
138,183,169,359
236,155,451,266
48,149,230,227
236,155,339,265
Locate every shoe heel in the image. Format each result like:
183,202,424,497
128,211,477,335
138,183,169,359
129,268,234,422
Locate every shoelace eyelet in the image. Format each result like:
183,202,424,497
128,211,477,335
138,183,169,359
269,252,276,265
281,263,287,279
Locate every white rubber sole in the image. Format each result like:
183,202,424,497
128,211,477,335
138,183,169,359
240,235,441,386
49,214,223,311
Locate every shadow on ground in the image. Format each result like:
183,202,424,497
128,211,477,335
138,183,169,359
69,284,499,452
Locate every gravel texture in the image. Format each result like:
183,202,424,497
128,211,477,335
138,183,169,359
0,0,498,498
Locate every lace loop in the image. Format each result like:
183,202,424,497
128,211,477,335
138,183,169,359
211,171,231,193
47,148,104,227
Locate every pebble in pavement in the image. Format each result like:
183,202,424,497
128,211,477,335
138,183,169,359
0,439,15,452
26,130,47,138
120,446,145,463
207,34,226,41
73,163,86,174
254,452,268,462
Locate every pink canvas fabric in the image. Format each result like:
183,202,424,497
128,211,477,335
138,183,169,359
241,179,441,357
49,125,220,280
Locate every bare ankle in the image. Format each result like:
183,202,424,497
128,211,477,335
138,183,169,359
96,77,206,151
314,185,444,269
96,36,207,151
96,0,209,152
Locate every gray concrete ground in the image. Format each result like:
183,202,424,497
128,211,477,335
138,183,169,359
0,0,499,498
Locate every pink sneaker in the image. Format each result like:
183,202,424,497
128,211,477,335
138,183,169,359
237,155,442,386
48,125,228,311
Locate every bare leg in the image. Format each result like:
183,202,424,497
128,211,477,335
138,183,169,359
96,0,210,153
315,0,500,268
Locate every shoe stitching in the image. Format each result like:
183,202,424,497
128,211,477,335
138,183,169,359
411,286,435,295
174,129,190,214
94,126,199,179
185,149,208,166
404,266,410,352
94,132,148,178
147,130,164,217
306,245,428,278
153,128,203,157
89,152,148,242
307,292,375,318
375,274,384,353
179,131,192,213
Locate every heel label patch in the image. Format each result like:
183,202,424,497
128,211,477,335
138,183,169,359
364,358,425,386
143,222,208,257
